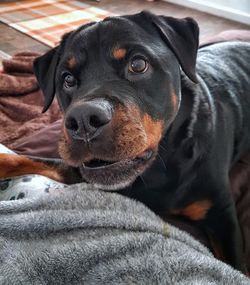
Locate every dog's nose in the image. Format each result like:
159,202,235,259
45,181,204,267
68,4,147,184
65,100,112,142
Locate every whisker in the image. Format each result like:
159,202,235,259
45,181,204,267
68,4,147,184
159,144,167,152
139,175,147,187
157,153,167,170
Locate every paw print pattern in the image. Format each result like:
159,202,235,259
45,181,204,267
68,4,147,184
0,175,67,201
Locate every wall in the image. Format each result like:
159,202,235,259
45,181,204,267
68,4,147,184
164,0,250,25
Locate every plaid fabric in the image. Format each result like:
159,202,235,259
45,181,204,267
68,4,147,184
0,0,112,47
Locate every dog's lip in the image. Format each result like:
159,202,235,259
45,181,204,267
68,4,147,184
81,150,153,170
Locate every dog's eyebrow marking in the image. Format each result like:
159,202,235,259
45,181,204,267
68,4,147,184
113,48,127,60
67,56,77,69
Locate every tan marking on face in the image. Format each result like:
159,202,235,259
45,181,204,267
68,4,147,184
113,48,126,60
142,114,163,150
112,104,147,159
173,200,212,221
67,56,77,68
111,105,163,159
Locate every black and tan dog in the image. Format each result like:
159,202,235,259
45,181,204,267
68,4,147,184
1,11,250,272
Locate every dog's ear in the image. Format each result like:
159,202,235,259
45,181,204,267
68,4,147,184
33,31,73,112
141,11,199,83
33,47,59,112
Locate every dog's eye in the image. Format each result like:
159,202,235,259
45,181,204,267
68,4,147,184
63,73,77,89
129,57,148,74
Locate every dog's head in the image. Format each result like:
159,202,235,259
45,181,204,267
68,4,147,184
34,11,199,190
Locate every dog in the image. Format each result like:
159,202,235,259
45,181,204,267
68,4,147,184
0,11,250,272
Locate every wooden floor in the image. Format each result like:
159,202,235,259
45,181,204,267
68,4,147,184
0,0,249,55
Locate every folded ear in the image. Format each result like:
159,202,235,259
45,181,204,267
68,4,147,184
142,11,199,83
33,47,59,112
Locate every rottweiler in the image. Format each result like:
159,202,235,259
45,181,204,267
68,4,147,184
1,11,250,272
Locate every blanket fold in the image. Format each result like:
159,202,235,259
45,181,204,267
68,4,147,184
0,52,61,148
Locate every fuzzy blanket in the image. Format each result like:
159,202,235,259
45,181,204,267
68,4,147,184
0,52,61,149
0,185,249,284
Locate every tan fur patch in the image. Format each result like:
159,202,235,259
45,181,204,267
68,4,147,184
173,200,212,221
112,105,163,158
113,48,126,60
67,56,77,69
142,114,163,150
112,104,146,159
0,154,63,182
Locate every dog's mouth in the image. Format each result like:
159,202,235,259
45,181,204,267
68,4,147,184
79,149,156,190
84,159,116,169
83,150,153,169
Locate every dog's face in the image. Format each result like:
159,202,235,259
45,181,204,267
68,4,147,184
34,11,199,190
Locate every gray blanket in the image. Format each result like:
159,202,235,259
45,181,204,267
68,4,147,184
0,184,249,285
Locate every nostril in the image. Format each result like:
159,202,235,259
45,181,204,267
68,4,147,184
89,115,105,129
65,116,79,132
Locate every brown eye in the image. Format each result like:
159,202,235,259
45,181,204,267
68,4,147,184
129,57,148,73
63,73,76,88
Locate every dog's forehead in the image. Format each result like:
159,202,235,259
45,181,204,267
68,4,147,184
70,16,153,51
